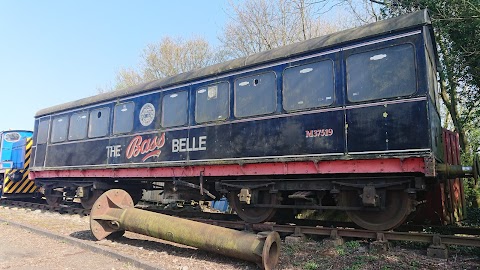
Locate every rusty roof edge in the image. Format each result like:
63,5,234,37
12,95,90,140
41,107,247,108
35,10,430,118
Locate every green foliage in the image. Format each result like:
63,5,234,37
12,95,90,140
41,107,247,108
336,240,363,256
449,244,480,257
392,240,429,250
410,260,420,270
303,261,320,270
464,179,480,208
345,240,361,250
335,245,346,256
461,152,480,208
342,255,375,270
284,242,300,256
463,207,480,227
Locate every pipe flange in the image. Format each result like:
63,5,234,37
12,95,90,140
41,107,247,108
261,231,281,270
90,189,134,240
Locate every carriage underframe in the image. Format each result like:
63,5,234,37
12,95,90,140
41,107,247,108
30,154,468,231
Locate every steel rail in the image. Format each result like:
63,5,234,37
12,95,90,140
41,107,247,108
191,219,480,248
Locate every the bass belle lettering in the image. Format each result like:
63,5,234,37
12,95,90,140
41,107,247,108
126,133,166,162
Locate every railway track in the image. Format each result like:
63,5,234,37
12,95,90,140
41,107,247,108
2,199,480,254
0,199,91,216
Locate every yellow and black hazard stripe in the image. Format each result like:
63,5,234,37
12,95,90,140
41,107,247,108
2,138,37,195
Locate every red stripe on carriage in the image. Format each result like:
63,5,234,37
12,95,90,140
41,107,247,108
30,157,427,179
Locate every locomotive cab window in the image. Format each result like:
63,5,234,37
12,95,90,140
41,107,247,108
195,82,229,123
113,102,134,134
51,116,69,143
162,91,188,128
37,119,50,144
88,107,110,138
346,44,416,102
234,72,276,118
68,112,88,140
283,60,334,111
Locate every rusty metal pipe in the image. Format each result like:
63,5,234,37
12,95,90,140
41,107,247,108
436,164,473,177
90,189,280,270
436,154,480,182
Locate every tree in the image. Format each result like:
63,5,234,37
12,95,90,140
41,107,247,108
112,36,226,90
342,0,382,24
220,0,349,58
111,0,352,91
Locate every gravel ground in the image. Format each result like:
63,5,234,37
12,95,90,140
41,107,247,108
0,205,479,270
0,206,259,270
0,222,142,270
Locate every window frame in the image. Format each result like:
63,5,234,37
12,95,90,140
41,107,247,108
195,81,230,124
50,115,70,143
282,59,335,112
113,101,135,134
345,43,418,103
425,46,440,111
88,107,111,138
68,111,89,141
36,118,50,145
233,71,278,118
161,90,189,128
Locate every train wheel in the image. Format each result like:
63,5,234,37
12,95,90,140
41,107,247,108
339,190,412,231
228,191,278,224
45,190,62,207
80,190,104,209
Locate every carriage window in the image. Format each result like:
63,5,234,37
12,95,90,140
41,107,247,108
195,82,229,123
113,102,134,134
51,116,69,143
234,72,276,117
346,44,416,102
88,107,110,138
162,91,188,128
37,119,50,144
283,60,334,111
68,112,88,140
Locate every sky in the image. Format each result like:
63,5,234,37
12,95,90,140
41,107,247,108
0,0,230,131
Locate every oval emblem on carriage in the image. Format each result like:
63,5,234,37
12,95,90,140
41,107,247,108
139,103,155,126
3,132,21,142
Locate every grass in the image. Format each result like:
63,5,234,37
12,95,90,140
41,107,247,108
303,261,320,270
283,241,301,256
335,240,363,256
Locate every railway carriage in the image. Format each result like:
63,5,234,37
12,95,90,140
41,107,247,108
29,10,474,230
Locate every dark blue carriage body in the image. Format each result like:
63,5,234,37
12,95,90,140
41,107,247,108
31,10,442,173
